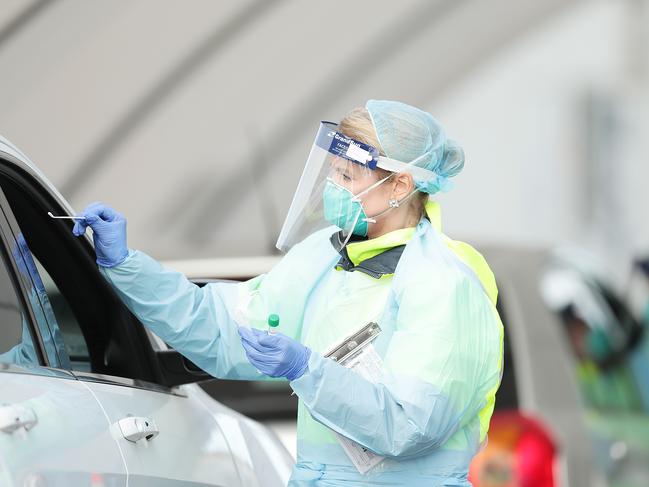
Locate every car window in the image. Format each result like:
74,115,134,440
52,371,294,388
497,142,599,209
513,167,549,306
0,171,162,385
0,246,38,366
493,294,518,410
32,255,90,371
541,268,646,412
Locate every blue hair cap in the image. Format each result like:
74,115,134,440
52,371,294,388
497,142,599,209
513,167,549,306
366,100,465,194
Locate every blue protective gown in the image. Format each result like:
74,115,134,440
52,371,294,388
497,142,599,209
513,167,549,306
99,212,503,486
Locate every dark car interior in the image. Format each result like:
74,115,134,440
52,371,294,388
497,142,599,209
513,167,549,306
0,159,208,389
496,295,519,410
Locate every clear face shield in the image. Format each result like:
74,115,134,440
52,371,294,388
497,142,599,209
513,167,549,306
277,122,426,253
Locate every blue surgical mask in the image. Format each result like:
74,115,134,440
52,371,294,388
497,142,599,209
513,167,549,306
322,174,393,237
323,179,369,237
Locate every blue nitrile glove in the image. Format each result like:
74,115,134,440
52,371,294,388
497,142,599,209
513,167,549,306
238,327,311,381
72,202,128,267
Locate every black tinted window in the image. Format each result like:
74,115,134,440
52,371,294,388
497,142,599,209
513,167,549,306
494,291,518,410
0,168,159,383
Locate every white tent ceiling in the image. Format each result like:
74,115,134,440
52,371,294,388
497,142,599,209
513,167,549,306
0,0,581,259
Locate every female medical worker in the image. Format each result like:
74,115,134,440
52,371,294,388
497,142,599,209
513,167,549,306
73,100,503,486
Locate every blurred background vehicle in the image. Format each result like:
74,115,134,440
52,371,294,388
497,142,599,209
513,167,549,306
0,138,293,486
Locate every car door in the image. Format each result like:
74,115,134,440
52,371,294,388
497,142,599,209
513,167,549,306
0,155,241,486
0,194,127,487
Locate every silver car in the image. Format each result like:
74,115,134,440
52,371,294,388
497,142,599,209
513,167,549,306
0,136,294,487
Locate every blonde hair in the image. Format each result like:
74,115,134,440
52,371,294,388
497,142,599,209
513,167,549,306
338,107,428,218
338,107,385,157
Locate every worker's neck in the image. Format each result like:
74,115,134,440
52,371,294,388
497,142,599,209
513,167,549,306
367,208,419,240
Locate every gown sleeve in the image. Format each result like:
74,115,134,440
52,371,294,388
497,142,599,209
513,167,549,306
0,314,40,366
99,249,286,380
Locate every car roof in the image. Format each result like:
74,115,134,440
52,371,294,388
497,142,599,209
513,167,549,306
165,245,551,281
163,255,282,280
0,134,76,216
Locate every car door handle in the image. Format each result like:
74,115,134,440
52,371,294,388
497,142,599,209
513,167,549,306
117,416,159,443
0,404,38,434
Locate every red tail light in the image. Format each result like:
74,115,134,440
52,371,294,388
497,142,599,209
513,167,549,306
469,410,558,487
90,472,106,486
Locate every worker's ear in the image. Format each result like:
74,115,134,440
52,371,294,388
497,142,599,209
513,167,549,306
391,172,415,201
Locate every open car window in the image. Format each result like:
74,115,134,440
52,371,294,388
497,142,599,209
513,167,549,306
0,162,161,386
0,185,73,370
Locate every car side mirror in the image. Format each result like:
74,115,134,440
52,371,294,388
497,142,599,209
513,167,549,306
155,349,211,387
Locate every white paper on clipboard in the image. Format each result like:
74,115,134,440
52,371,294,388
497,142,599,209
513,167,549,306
324,322,385,474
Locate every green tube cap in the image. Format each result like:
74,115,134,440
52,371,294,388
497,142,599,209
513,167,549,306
268,314,280,328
